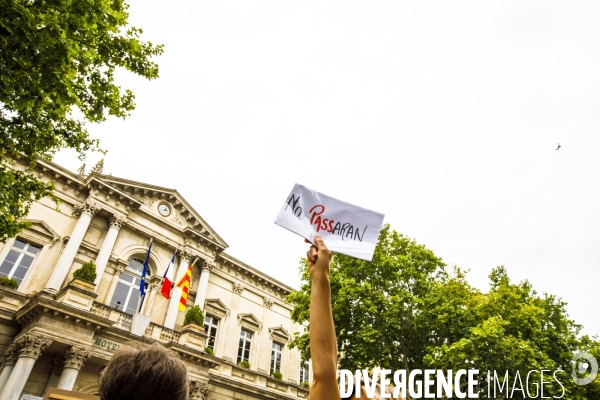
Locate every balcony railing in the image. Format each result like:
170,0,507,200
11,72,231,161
145,322,181,343
91,302,183,343
90,302,133,330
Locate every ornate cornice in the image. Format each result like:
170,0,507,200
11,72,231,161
63,346,90,370
217,253,294,301
72,199,102,218
109,213,128,229
15,334,52,360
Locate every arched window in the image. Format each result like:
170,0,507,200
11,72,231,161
109,258,149,315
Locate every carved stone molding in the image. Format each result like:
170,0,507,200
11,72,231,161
15,334,52,360
180,249,194,263
232,282,244,294
90,158,104,174
269,326,291,344
263,297,273,309
72,204,83,217
3,343,20,366
200,259,215,272
73,199,102,217
63,346,91,370
237,313,261,332
113,264,125,276
189,380,209,400
76,164,86,177
109,213,128,229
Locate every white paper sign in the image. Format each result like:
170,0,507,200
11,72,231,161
274,184,385,261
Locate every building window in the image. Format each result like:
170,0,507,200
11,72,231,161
109,258,148,315
270,342,283,374
237,329,252,363
0,239,40,287
300,361,309,384
204,315,219,350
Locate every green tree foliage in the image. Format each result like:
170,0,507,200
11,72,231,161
0,0,163,242
289,225,448,373
288,224,599,399
72,260,97,283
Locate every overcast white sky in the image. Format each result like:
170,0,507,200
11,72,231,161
55,0,600,336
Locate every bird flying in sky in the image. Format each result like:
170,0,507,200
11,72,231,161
556,143,561,150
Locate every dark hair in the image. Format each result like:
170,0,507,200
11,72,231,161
99,343,189,400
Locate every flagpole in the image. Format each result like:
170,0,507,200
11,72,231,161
138,291,146,312
148,268,181,319
138,237,153,313
147,245,180,318
150,297,169,319
156,245,180,297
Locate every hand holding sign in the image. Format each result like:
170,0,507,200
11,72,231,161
306,236,333,278
274,184,385,261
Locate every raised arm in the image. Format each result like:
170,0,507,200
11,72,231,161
307,235,340,400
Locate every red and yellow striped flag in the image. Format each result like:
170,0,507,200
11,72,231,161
176,264,193,311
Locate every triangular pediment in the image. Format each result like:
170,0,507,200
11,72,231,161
237,313,262,332
24,220,60,241
204,298,230,319
269,326,291,344
95,175,228,250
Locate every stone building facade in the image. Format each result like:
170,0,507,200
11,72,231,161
0,157,311,400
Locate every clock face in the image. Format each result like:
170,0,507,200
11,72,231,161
158,203,171,217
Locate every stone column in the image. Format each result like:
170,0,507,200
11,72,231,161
46,199,101,292
164,249,193,329
0,334,52,400
56,346,90,390
196,259,214,309
189,380,209,400
0,343,20,392
103,264,125,305
94,213,127,288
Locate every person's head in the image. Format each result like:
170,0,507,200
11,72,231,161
99,342,189,400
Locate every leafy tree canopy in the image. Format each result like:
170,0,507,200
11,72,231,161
0,0,163,242
288,224,599,399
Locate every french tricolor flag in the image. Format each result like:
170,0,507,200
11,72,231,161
161,251,177,299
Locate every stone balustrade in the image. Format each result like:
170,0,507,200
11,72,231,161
219,360,310,398
90,302,132,330
144,322,181,343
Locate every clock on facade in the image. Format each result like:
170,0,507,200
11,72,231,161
158,203,171,217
